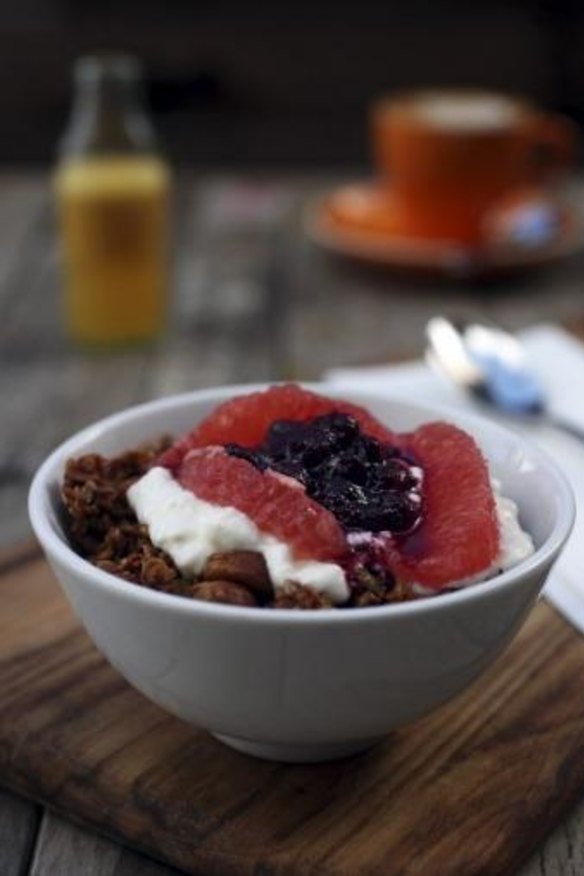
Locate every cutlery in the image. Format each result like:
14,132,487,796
425,316,584,442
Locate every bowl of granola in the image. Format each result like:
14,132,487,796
28,384,574,761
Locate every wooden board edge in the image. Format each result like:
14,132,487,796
3,714,584,876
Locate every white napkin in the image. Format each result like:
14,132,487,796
325,325,584,632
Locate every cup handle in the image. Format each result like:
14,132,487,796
530,113,579,182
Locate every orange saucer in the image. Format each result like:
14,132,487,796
306,182,583,278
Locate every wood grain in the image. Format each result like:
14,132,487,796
2,545,584,876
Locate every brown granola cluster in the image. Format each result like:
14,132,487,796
61,443,190,596
347,566,414,607
61,449,333,609
272,581,333,609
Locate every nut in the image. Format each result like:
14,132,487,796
141,556,178,588
190,579,258,607
202,551,273,599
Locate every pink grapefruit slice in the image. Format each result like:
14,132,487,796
177,446,348,563
386,422,500,590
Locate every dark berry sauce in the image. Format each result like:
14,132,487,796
225,412,423,536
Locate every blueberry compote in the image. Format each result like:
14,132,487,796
226,413,424,603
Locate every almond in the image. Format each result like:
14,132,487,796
202,551,273,599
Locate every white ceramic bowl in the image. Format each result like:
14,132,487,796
29,385,575,762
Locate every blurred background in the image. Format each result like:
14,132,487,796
4,0,584,167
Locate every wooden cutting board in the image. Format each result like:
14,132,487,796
2,542,584,876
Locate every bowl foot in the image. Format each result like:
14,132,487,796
212,733,383,762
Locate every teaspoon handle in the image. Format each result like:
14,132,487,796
546,412,584,444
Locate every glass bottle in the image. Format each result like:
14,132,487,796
54,54,171,346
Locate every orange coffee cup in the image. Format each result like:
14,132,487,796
371,90,577,245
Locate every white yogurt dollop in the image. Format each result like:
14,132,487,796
127,466,349,604
493,480,535,572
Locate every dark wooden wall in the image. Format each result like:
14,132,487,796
2,0,583,166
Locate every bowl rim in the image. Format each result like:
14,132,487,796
28,382,576,626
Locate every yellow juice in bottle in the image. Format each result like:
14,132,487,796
55,155,170,346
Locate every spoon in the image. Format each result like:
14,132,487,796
425,316,584,442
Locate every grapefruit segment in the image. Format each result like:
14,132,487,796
177,446,348,563
158,384,396,469
385,422,500,590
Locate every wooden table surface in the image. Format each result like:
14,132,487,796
2,170,584,875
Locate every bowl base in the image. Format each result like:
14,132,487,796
212,733,383,762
